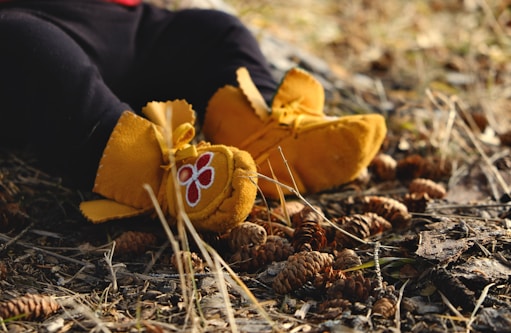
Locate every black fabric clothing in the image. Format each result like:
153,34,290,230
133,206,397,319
0,0,277,188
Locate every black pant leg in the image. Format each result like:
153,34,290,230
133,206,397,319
0,9,130,188
0,2,278,189
121,7,277,123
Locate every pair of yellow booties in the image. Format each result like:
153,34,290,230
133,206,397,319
80,67,386,233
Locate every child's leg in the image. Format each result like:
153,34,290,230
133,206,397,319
0,2,278,189
119,7,277,123
0,8,130,188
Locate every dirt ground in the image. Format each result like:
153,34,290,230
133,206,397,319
1,1,511,332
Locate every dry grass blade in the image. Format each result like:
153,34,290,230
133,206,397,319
438,290,467,323
180,214,238,332
438,282,496,332
0,232,94,268
144,103,278,332
2,1,511,331
148,103,201,328
256,172,370,246
204,242,281,331
393,279,409,333
103,241,125,294
428,91,510,198
466,282,496,332
58,296,112,333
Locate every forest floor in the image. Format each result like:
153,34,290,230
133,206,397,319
1,1,511,332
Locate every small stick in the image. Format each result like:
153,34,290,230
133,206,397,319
0,219,36,254
373,241,384,296
0,232,94,268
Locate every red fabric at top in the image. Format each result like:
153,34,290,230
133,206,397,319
106,0,141,5
0,0,142,5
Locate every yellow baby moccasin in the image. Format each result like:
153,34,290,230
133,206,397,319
203,67,387,198
80,100,257,233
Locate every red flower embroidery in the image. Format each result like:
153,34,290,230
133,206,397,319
177,152,215,207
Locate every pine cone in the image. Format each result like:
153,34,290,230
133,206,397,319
291,205,324,227
227,222,267,252
422,157,452,181
248,205,274,222
272,201,307,222
317,298,352,313
249,201,305,223
0,260,6,280
333,248,362,271
372,296,397,318
326,274,374,302
396,154,425,181
230,235,294,272
333,213,392,249
499,129,511,147
114,231,158,255
409,178,446,199
292,206,327,252
0,202,27,231
402,192,430,213
312,265,346,290
272,251,334,294
253,219,294,239
363,196,412,230
370,153,397,181
171,250,204,273
0,294,60,321
460,111,488,132
396,155,452,182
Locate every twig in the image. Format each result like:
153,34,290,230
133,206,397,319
143,239,170,275
438,282,496,332
203,242,280,332
143,184,193,315
255,172,370,245
103,241,124,294
452,98,510,197
373,242,384,296
477,0,509,45
58,297,112,333
412,211,504,224
0,219,36,254
0,232,94,268
179,212,240,332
